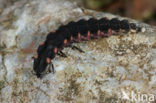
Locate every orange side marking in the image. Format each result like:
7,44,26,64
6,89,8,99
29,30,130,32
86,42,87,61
97,30,101,36
34,54,38,59
78,33,81,39
46,58,51,64
64,39,67,45
87,31,91,38
39,42,44,46
54,47,58,53
70,36,73,41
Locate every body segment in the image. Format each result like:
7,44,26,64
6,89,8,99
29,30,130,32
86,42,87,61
33,17,141,78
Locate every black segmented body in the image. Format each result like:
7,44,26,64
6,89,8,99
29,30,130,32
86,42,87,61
33,17,141,78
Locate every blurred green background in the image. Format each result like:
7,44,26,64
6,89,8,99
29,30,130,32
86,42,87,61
83,0,156,26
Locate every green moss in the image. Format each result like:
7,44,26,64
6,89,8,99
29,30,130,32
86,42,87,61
0,44,6,52
104,97,119,103
113,40,148,56
0,11,17,30
0,81,5,91
58,69,82,102
86,0,112,9
97,88,119,103
0,43,11,55
94,79,103,85
151,42,156,48
11,78,19,96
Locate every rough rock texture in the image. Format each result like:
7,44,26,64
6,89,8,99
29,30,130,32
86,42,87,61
0,0,156,103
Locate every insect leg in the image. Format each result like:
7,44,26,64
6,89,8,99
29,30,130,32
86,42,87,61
58,51,67,58
68,45,85,53
48,62,55,74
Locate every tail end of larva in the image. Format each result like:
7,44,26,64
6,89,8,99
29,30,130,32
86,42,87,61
135,27,146,33
129,23,145,33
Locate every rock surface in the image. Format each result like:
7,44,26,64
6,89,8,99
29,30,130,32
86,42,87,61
0,0,156,103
